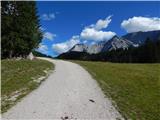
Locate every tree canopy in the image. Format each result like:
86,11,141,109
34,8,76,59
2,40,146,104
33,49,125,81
2,1,42,59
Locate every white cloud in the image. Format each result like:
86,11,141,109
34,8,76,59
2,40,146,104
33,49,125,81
81,28,116,41
52,15,115,54
42,13,55,21
52,35,80,54
93,15,112,30
43,32,56,41
121,16,160,33
80,15,116,41
38,43,48,54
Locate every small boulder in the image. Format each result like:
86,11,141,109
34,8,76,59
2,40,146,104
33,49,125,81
27,52,34,60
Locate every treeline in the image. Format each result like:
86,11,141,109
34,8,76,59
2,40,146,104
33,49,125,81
57,51,89,60
103,38,160,63
57,38,160,63
2,1,42,59
32,51,53,58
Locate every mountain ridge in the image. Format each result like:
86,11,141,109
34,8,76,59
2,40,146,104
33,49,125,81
122,30,160,44
58,30,160,57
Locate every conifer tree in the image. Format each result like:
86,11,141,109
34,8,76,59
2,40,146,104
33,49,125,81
1,1,42,59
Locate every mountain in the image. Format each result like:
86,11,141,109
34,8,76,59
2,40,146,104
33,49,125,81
87,41,106,54
101,35,136,52
122,30,160,45
69,42,105,54
69,35,136,54
57,30,160,60
69,31,160,54
69,44,88,52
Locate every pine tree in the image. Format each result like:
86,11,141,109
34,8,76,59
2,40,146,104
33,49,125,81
2,1,17,58
1,1,42,59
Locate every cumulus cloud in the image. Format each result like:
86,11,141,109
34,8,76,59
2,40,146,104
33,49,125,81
38,43,48,54
121,16,160,33
43,32,56,41
52,35,80,54
81,28,116,41
80,15,116,41
52,15,115,54
42,13,55,21
93,15,112,30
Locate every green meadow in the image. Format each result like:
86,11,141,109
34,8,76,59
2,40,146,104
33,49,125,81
74,61,160,120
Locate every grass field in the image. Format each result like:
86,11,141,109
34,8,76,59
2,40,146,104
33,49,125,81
74,61,160,120
1,59,54,113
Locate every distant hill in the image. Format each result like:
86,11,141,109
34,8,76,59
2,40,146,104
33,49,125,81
33,51,53,58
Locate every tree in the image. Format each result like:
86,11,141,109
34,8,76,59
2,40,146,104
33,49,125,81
1,1,42,59
1,1,17,58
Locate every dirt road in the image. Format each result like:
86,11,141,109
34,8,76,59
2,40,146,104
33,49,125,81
3,58,123,120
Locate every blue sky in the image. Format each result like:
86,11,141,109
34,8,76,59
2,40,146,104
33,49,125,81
36,1,160,57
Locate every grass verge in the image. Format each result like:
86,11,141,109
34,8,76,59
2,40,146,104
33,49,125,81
74,61,160,120
1,58,54,113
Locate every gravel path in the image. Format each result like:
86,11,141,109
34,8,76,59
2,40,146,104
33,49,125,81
2,58,123,120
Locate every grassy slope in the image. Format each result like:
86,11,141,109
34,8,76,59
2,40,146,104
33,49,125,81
1,59,54,113
74,61,160,120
